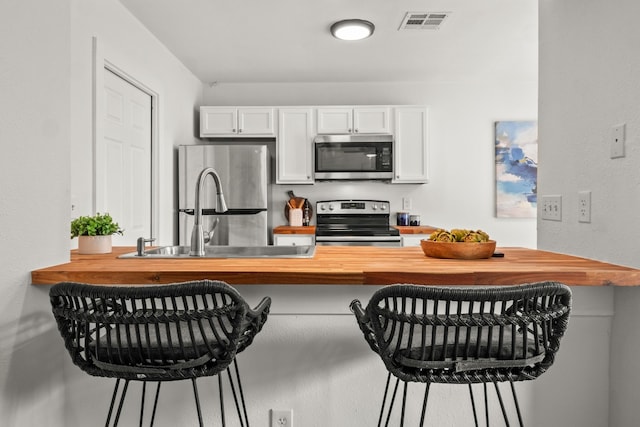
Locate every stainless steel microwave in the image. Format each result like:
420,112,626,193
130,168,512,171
314,134,393,180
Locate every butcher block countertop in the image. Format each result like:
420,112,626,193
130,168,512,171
31,246,640,287
393,226,439,234
273,226,316,234
272,225,438,235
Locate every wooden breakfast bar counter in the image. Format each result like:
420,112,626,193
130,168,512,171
29,245,640,427
31,246,640,286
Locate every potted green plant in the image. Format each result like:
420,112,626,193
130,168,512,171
71,212,123,254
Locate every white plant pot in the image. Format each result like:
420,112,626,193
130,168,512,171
77,235,112,254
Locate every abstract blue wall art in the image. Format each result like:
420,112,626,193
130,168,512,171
495,121,538,218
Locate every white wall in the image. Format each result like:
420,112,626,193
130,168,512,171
0,0,202,425
0,1,71,425
203,80,539,248
70,0,203,246
538,1,640,426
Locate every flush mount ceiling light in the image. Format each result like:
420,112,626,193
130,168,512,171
330,19,375,41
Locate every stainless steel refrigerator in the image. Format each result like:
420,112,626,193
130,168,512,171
178,144,269,246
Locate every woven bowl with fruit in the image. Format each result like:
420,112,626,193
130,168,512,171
420,228,496,259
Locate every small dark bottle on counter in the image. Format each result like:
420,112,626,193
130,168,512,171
302,199,311,226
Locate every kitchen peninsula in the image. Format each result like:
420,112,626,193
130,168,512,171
31,246,640,286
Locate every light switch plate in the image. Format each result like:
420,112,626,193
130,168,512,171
611,123,625,158
402,197,412,210
541,195,562,221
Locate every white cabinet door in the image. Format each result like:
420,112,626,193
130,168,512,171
393,106,429,183
273,235,315,246
317,107,390,134
200,107,275,136
277,108,314,184
200,107,238,135
353,107,390,134
238,107,275,135
316,107,353,134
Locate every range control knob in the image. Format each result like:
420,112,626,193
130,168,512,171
372,204,378,210
380,204,387,211
328,204,335,211
319,204,326,211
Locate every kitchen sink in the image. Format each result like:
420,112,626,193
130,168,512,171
119,245,316,259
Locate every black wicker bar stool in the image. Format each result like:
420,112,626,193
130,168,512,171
50,279,270,427
350,281,571,427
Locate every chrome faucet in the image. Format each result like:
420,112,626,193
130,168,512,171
190,167,228,256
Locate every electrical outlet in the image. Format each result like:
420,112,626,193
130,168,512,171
578,191,591,223
402,197,412,210
271,409,293,427
540,195,562,221
611,123,625,158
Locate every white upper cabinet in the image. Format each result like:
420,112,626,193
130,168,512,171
238,108,275,135
200,107,275,137
393,106,429,183
317,107,390,134
353,107,391,134
198,104,427,184
277,108,314,184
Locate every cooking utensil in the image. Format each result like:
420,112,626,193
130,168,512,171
284,191,313,222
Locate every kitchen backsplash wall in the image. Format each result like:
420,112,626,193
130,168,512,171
204,81,538,248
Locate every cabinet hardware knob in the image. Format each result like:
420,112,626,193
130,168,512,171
355,129,359,133
232,128,236,132
238,129,243,133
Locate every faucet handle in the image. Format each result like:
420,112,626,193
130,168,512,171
136,237,156,256
204,217,220,244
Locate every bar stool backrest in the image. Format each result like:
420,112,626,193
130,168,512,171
50,280,251,382
352,281,572,385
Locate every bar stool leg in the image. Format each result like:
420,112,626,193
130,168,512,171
377,373,392,427
106,379,121,427
219,374,226,427
139,382,147,427
149,382,161,427
468,384,479,427
234,360,250,427
494,382,511,427
484,383,489,427
418,382,431,427
510,381,524,427
112,379,130,427
383,377,401,427
227,360,249,427
192,378,204,427
399,382,408,427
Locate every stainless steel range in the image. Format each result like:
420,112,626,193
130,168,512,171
315,199,401,246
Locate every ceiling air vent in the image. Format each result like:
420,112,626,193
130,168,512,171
399,12,450,30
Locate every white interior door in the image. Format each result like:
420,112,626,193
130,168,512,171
97,68,152,245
